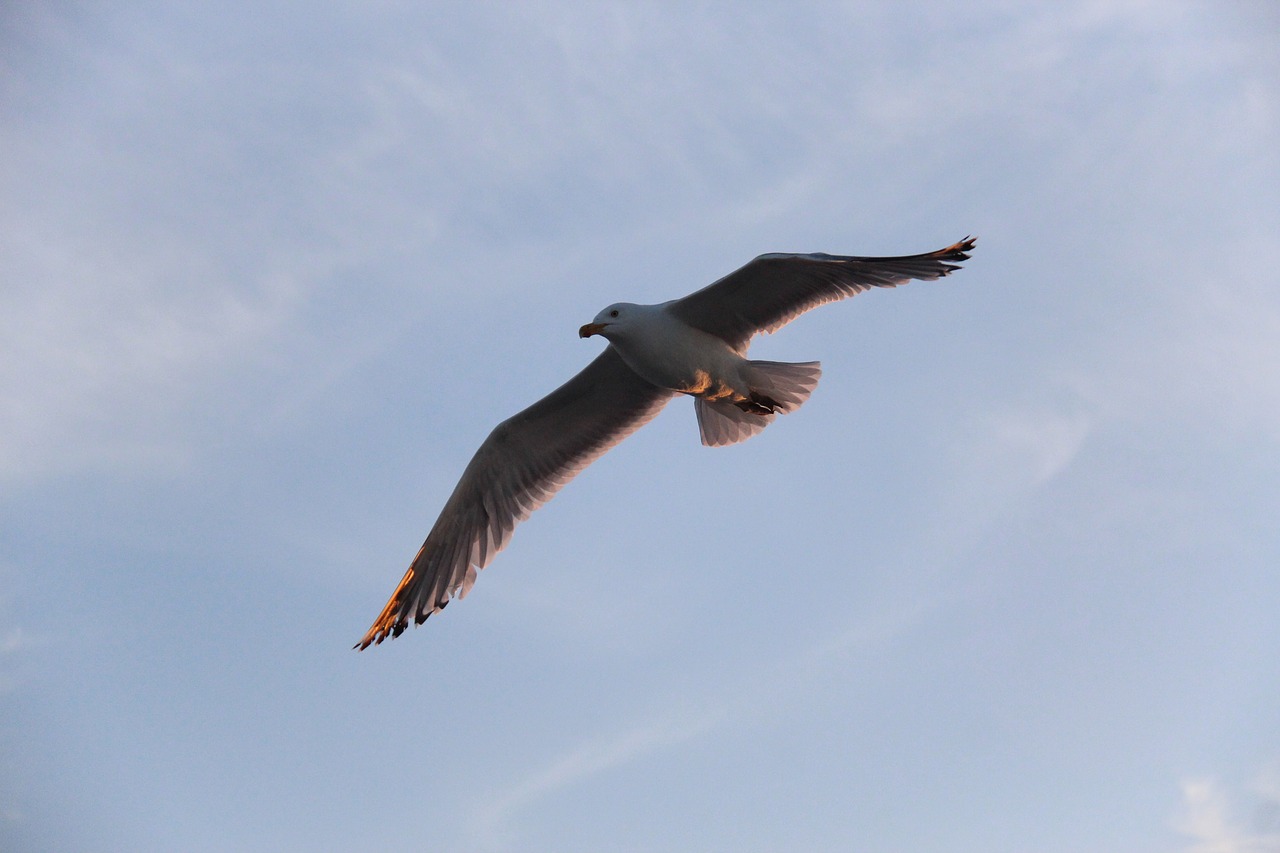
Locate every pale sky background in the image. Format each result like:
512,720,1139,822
2,2,1279,851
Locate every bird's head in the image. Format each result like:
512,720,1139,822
579,303,635,340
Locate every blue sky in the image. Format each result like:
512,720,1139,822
2,2,1278,851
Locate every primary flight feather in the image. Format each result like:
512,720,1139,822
356,237,975,648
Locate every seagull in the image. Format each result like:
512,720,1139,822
356,237,975,648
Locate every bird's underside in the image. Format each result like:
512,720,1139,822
356,236,974,648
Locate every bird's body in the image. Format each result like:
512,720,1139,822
357,237,975,648
586,302,748,399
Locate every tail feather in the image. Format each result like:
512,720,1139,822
743,360,822,412
695,397,772,446
695,360,822,447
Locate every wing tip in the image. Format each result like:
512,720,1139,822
353,617,400,651
353,559,457,651
354,597,451,651
937,235,977,268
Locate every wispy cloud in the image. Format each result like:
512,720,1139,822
466,703,724,850
464,593,934,850
903,396,1095,572
0,252,304,483
0,627,32,656
987,404,1093,487
0,626,38,695
1176,772,1280,853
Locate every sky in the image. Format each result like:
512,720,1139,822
2,2,1278,851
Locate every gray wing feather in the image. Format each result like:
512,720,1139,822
357,346,673,648
668,237,975,350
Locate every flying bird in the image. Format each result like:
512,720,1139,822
357,236,975,648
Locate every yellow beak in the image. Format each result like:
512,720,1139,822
579,322,609,338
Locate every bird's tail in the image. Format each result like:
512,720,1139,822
694,360,822,447
744,360,822,413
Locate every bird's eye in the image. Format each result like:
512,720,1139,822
609,309,619,318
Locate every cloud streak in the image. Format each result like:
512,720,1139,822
1176,773,1280,853
466,703,724,851
463,594,936,850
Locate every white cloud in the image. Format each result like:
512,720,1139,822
909,397,1095,566
0,626,37,696
0,627,32,656
463,592,935,851
1064,240,1280,445
466,704,723,851
1176,773,1280,853
0,244,305,483
988,404,1093,487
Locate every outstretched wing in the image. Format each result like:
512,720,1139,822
668,237,975,351
357,346,673,649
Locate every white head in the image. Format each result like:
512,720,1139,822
579,302,639,340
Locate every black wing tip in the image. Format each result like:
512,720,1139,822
353,625,393,651
352,616,413,651
940,235,976,261
932,235,976,275
768,235,977,268
353,597,449,651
